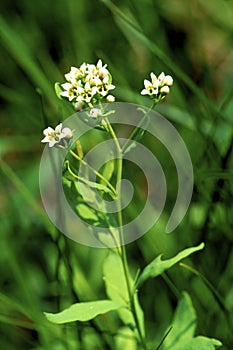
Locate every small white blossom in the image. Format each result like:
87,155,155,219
60,59,115,107
76,82,97,103
141,78,159,96
79,62,90,76
41,123,63,147
60,82,77,101
96,59,109,78
97,75,115,97
141,71,173,100
41,123,73,148
65,67,79,83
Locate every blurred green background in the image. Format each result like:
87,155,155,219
0,0,233,349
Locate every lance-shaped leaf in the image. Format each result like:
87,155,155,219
137,243,204,288
44,300,122,324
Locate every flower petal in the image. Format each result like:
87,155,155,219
55,123,63,133
141,89,149,95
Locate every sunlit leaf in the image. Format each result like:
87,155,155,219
137,243,204,288
115,327,137,350
76,203,99,222
44,300,122,324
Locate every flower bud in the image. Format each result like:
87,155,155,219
160,85,170,95
74,101,84,111
90,108,101,118
62,128,73,139
106,94,115,102
163,75,173,86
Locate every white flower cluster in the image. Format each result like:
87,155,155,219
141,72,173,101
41,123,73,148
60,60,115,108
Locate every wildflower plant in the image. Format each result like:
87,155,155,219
40,60,222,350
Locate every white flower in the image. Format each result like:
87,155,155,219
60,82,77,101
141,78,159,96
41,123,63,147
96,59,109,79
41,123,73,147
86,63,97,75
141,71,173,99
87,75,100,86
76,82,97,103
65,67,79,83
97,75,115,97
79,62,90,76
157,72,165,82
96,59,106,70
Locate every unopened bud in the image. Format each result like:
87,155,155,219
106,94,115,102
62,128,73,139
90,108,101,118
74,101,84,111
163,75,173,86
160,85,170,95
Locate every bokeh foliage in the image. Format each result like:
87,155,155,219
0,0,233,349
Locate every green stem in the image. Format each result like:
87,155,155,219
69,149,117,198
121,101,156,154
105,118,148,349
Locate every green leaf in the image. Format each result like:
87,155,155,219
161,292,222,350
163,292,196,348
137,243,204,288
44,300,122,324
103,252,132,304
54,82,63,100
76,203,99,222
103,252,145,336
115,327,137,350
177,336,222,350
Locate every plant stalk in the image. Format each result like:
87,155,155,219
106,118,148,349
